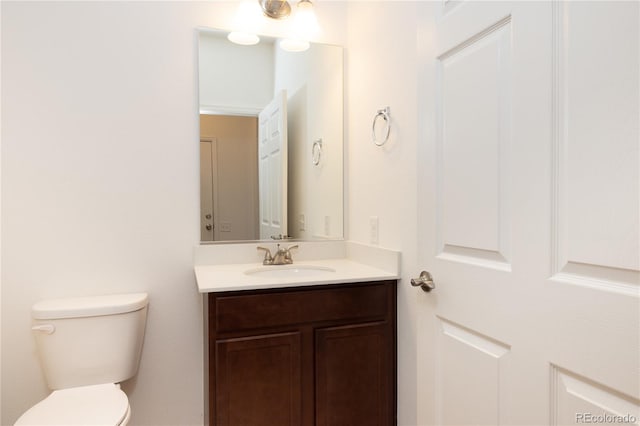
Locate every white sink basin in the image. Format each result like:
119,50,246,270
244,264,336,278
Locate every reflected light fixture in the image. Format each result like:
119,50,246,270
279,38,310,52
227,32,260,45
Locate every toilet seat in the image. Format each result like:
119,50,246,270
15,383,129,426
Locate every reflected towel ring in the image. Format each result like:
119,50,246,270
372,107,391,146
312,138,323,165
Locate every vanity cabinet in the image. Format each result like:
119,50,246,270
207,280,397,426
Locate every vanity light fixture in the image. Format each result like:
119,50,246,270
227,1,263,46
292,0,319,36
228,0,318,51
259,0,291,20
279,0,318,51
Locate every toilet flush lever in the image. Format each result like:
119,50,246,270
32,324,55,334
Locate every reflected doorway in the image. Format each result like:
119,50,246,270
200,114,259,241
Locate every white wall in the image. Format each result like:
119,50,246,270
1,2,347,425
1,1,423,425
345,3,420,425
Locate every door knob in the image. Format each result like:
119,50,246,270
205,224,213,231
411,271,435,292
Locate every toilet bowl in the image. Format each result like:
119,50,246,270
15,383,130,426
14,293,148,426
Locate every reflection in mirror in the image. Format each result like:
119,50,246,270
198,29,343,243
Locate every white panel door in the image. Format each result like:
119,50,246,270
416,2,639,425
259,90,288,240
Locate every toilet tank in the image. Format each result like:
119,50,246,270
31,293,148,390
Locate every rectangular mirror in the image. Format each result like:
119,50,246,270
198,28,344,243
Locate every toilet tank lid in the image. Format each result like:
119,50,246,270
32,293,148,320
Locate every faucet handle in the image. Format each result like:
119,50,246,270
257,246,273,265
284,245,299,262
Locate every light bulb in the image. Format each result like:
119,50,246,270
227,1,263,46
292,0,319,39
231,1,264,32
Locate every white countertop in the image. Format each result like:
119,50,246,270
195,258,398,292
194,241,401,293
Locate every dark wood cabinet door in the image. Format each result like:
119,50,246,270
315,322,395,426
215,332,302,426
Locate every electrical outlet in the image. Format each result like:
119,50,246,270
299,214,306,231
370,216,379,245
324,216,330,236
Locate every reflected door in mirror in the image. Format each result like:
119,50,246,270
200,138,216,241
259,90,288,240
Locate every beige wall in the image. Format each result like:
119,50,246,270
200,115,259,241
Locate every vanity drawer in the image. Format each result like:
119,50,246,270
211,281,392,333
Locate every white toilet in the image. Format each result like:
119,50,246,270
15,293,149,426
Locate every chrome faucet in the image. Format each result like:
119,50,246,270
257,244,299,265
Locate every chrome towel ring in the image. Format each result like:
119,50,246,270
372,106,391,146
